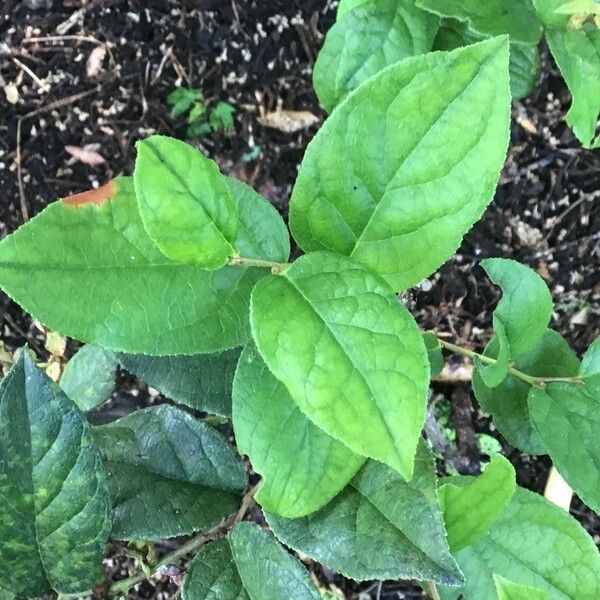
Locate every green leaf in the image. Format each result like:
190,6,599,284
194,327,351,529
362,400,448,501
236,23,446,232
473,329,579,454
233,344,365,517
423,332,444,377
0,590,14,600
0,354,111,597
417,0,543,43
250,251,429,479
182,522,321,600
439,488,600,599
475,319,511,387
210,102,236,131
434,20,540,101
94,404,246,540
439,454,516,551
314,0,439,112
581,336,600,395
134,135,237,268
534,0,600,147
267,443,463,585
60,344,118,411
290,38,510,292
0,176,288,356
481,258,553,359
494,575,549,600
337,0,369,19
119,347,241,418
167,87,203,116
529,382,600,514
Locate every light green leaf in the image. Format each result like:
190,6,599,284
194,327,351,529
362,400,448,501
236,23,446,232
337,0,370,19
250,251,429,479
423,332,444,377
434,20,540,100
534,0,600,147
267,445,463,585
494,575,549,600
134,135,237,268
481,258,553,359
314,0,439,112
529,382,600,514
94,404,246,540
440,488,600,599
60,345,117,411
473,329,579,454
475,319,510,387
0,354,111,597
182,522,321,600
290,38,510,292
233,344,365,518
439,454,516,551
0,176,288,356
119,347,241,417
581,336,600,395
417,0,543,43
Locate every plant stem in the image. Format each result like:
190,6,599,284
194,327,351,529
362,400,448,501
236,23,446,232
228,255,288,274
427,581,442,600
436,337,584,387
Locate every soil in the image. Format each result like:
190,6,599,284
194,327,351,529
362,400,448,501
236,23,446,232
0,1,599,599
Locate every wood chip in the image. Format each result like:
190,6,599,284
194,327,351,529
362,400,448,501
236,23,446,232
257,109,319,133
4,81,19,105
86,44,107,78
65,144,106,165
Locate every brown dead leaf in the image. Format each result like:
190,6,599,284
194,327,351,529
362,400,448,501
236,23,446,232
258,109,319,133
86,43,107,78
65,144,106,166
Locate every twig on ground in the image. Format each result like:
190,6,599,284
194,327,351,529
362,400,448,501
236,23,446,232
15,118,28,223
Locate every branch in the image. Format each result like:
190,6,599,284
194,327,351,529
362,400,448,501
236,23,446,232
228,255,288,274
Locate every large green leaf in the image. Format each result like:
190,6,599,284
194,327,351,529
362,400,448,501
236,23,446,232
94,405,246,540
439,488,600,599
60,344,118,411
337,0,369,19
233,344,365,517
0,176,288,356
529,382,600,514
134,135,237,268
250,251,429,479
0,355,111,597
534,0,600,148
119,347,241,417
267,443,463,585
434,20,540,100
439,454,516,551
581,336,600,395
182,522,321,600
290,38,510,292
473,329,579,454
417,0,543,43
494,575,549,600
314,0,439,112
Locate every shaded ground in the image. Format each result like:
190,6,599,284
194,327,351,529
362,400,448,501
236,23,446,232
0,1,599,598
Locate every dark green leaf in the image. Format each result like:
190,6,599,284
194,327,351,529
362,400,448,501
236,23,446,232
581,336,600,396
0,355,111,596
94,405,246,540
119,348,241,418
182,522,321,600
267,443,463,585
60,344,117,411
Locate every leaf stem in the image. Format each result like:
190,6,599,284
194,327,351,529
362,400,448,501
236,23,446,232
435,337,584,387
228,255,288,274
427,581,442,600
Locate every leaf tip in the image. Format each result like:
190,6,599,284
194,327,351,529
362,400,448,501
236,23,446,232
61,179,117,207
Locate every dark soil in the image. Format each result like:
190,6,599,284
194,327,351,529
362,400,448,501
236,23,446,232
0,1,599,598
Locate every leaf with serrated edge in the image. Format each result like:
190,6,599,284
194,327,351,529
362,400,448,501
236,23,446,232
233,344,365,517
119,347,241,418
314,0,439,112
534,0,600,148
417,0,542,43
439,454,516,551
473,329,579,454
267,443,463,586
250,251,429,478
529,382,600,515
0,176,288,356
94,404,246,540
494,575,549,600
439,488,600,599
290,38,510,292
0,354,111,597
182,523,321,600
60,345,117,411
134,135,237,268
